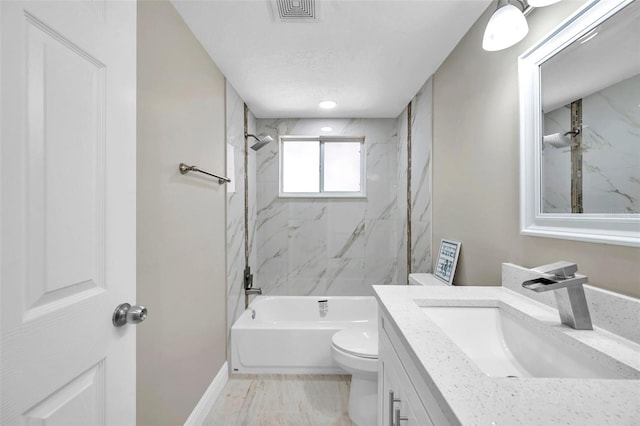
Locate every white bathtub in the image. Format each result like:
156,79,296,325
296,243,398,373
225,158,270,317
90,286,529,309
230,296,378,374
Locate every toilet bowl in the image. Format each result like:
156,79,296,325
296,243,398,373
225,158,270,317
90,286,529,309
331,323,378,426
332,275,446,425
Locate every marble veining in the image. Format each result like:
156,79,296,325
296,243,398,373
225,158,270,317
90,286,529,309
410,78,433,275
254,118,400,296
228,82,435,299
543,74,640,214
225,83,246,333
542,105,572,213
225,82,259,333
396,107,409,285
393,78,434,284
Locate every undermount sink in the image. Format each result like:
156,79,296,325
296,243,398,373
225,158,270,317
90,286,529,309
421,305,633,379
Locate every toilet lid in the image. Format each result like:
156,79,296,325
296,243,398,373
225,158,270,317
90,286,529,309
332,324,378,359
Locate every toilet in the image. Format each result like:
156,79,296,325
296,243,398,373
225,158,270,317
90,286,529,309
331,273,448,426
331,323,378,426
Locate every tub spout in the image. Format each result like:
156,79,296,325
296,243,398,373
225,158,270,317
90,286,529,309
244,287,262,309
522,261,592,330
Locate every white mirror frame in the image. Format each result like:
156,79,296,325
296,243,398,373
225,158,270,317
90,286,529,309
518,0,640,248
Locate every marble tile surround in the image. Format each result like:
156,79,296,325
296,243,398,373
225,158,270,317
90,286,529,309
254,118,400,296
395,77,434,284
226,82,257,331
228,78,435,300
502,263,640,344
410,78,433,275
582,74,640,213
542,74,640,213
395,108,409,286
542,105,572,212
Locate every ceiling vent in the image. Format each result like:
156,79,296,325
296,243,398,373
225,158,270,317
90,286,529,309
271,0,318,21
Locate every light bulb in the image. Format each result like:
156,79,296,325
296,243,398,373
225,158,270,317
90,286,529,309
482,4,529,51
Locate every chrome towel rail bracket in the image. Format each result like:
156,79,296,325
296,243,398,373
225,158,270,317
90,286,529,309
179,163,231,185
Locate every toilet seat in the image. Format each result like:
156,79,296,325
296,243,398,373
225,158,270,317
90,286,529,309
331,324,378,359
331,324,379,425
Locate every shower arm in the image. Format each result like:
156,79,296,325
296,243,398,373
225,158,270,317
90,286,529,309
245,133,260,141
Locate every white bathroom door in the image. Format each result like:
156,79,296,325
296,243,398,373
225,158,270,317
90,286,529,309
0,0,137,424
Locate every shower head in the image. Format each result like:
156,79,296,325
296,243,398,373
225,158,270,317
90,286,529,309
245,133,274,151
542,128,580,149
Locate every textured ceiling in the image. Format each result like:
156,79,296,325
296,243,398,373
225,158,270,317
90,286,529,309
172,0,492,118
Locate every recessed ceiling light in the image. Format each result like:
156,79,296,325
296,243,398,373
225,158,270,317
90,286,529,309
318,100,337,109
320,126,332,132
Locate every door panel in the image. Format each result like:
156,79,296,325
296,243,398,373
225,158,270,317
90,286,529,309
23,361,106,426
1,1,136,424
25,12,106,316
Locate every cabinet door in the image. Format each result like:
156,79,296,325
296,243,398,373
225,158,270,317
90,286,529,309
379,328,433,426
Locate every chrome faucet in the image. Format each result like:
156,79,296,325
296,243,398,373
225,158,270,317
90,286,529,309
522,261,593,330
243,265,262,308
244,287,262,309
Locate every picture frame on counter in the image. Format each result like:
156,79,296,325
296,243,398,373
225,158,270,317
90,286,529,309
434,239,461,285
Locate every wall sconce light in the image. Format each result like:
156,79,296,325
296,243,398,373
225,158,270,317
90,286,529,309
482,0,529,51
483,0,565,52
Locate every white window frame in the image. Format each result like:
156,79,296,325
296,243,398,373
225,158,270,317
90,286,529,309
279,135,366,198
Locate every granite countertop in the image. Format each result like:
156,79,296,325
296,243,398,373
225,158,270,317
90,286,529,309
372,285,640,426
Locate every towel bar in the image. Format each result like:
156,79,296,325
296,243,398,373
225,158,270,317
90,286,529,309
179,163,231,185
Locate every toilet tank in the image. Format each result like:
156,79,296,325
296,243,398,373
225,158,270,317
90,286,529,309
408,273,449,286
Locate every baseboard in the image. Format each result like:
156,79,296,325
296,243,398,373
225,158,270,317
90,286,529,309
184,361,228,426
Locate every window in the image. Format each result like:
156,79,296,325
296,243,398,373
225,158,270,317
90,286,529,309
280,136,365,197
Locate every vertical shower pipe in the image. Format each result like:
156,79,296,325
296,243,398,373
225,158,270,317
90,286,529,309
406,101,413,284
243,104,252,308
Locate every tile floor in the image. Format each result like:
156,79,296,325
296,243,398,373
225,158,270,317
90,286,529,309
204,374,354,426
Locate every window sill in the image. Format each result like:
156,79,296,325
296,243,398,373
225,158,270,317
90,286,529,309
278,192,367,199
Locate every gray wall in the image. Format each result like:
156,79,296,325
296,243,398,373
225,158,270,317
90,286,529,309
137,1,227,424
433,0,640,298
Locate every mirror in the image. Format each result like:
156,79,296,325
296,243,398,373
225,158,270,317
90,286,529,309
519,0,640,247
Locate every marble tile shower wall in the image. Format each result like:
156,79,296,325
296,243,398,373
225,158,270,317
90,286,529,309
410,78,433,274
543,74,640,213
226,82,257,329
395,108,408,285
395,77,433,284
582,74,639,213
542,106,571,212
254,118,399,296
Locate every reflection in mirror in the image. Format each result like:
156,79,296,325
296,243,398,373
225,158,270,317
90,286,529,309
540,1,640,214
519,0,640,246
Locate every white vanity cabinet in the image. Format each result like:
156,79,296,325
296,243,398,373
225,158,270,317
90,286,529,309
378,311,452,426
